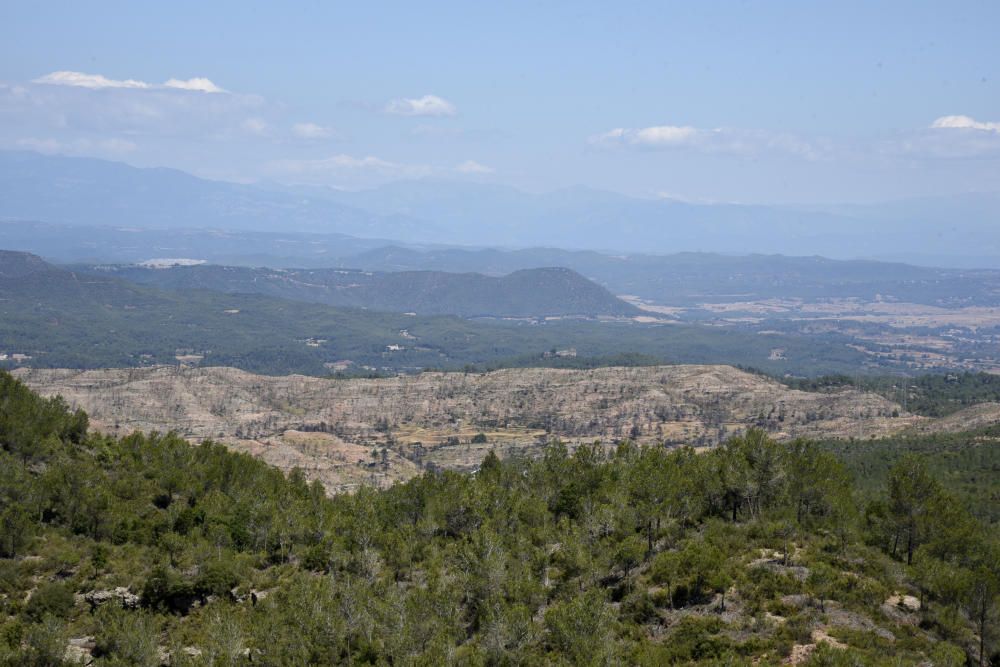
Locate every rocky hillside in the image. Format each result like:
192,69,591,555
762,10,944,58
16,364,922,493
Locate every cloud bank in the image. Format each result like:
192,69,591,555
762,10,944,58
34,71,226,93
931,115,1000,133
591,124,824,160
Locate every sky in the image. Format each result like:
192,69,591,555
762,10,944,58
2,0,999,203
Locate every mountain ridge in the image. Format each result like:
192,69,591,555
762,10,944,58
4,150,1000,261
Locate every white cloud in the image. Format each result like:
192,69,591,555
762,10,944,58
456,159,494,174
34,71,225,94
34,71,150,90
633,125,701,146
931,115,1000,133
385,94,456,117
592,125,703,148
591,124,824,160
163,77,226,94
292,122,334,139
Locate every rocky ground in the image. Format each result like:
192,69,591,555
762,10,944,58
16,364,926,493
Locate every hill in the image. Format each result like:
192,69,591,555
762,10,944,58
0,249,53,279
15,364,922,493
0,251,879,376
0,370,995,665
80,263,639,318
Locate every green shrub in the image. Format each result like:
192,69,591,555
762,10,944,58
93,605,159,666
194,559,240,598
141,565,195,614
544,590,614,664
22,616,68,667
0,620,23,650
661,615,733,662
620,589,658,624
25,582,75,622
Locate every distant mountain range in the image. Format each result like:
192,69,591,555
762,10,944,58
82,263,639,318
0,150,429,239
2,150,1000,264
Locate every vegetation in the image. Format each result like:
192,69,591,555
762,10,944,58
2,370,998,665
781,371,1000,416
85,264,640,319
820,425,1000,526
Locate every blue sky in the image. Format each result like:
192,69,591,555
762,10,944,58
2,1,998,202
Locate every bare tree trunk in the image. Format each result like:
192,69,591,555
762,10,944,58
646,519,654,559
979,605,987,667
906,525,914,566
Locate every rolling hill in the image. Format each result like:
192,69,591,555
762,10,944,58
80,263,640,318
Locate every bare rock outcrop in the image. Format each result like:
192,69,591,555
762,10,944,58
83,586,140,610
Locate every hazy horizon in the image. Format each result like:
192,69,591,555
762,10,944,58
3,1,999,206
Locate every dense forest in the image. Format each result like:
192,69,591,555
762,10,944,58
1,370,998,665
820,426,1000,527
